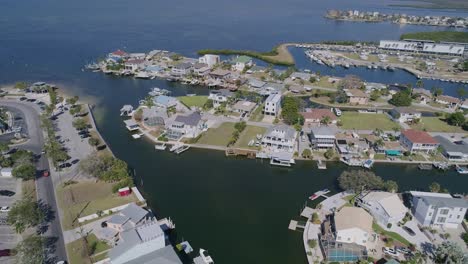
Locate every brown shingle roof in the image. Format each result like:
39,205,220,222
301,109,337,121
402,129,438,144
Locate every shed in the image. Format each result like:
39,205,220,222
118,187,132,197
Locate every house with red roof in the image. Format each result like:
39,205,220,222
399,129,439,153
301,109,337,124
111,49,128,58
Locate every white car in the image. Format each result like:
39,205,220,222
0,206,10,213
396,247,411,255
383,247,400,257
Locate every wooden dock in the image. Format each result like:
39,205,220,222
300,207,315,218
225,148,257,159
288,220,305,231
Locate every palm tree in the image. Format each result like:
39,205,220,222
320,116,331,125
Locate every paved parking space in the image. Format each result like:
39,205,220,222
0,177,22,208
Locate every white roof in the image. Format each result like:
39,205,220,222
334,207,372,233
409,191,452,198
423,43,464,55
362,192,407,218
379,40,418,51
266,93,281,103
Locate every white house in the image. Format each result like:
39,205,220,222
410,191,468,229
358,192,407,227
390,107,421,123
436,95,461,109
166,112,206,140
334,207,373,247
198,54,220,68
208,89,233,108
171,62,193,76
399,129,439,153
233,55,253,71
261,124,297,152
309,126,337,150
124,59,146,72
107,203,150,232
263,94,281,117
232,100,256,116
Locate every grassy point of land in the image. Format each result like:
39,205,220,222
197,122,236,146
234,125,266,149
177,95,208,108
410,117,466,133
400,31,468,43
339,112,398,130
198,43,295,66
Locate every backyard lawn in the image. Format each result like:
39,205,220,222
177,95,208,108
339,112,398,130
372,222,411,247
234,125,266,149
56,181,138,230
249,103,264,122
197,122,236,146
66,234,110,264
410,117,466,133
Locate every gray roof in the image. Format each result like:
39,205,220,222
265,125,296,140
174,62,192,70
310,126,337,137
392,107,420,114
412,88,432,97
210,89,233,97
108,214,130,225
232,100,256,112
142,107,168,120
120,203,148,224
419,195,468,209
174,112,202,127
264,82,284,91
290,72,312,80
248,79,266,88
434,136,468,155
125,246,182,264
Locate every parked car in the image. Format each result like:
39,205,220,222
402,226,416,236
0,190,15,197
71,159,80,165
80,134,90,139
0,206,10,213
383,247,399,257
396,247,411,255
58,163,72,169
0,249,11,257
19,97,27,101
101,221,107,228
43,170,50,177
78,130,89,135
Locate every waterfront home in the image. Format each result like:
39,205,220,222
153,95,178,109
193,63,211,76
460,99,468,110
399,129,439,154
411,88,432,104
145,65,163,74
263,93,281,117
171,62,193,76
233,55,253,71
248,78,266,89
264,82,284,94
309,126,337,150
107,203,150,232
334,207,373,247
208,89,233,108
409,191,468,229
209,69,231,81
142,107,168,127
435,95,461,109
345,89,369,105
198,54,220,68
302,109,337,125
261,124,297,152
124,59,146,72
290,72,313,81
166,112,206,140
390,107,421,123
336,133,369,155
110,49,129,59
109,220,182,264
232,100,257,117
124,119,139,131
246,65,266,73
289,85,305,94
357,191,407,227
374,141,403,157
434,136,468,162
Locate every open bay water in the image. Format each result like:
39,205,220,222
1,0,467,263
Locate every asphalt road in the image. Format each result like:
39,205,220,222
0,99,67,263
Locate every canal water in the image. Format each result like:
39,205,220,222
1,0,467,263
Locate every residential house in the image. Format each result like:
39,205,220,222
124,59,146,71
208,89,233,108
142,107,168,127
301,109,337,125
357,192,407,226
335,132,369,155
109,50,128,61
232,100,257,116
209,69,231,81
434,136,468,162
107,203,150,232
263,94,281,117
248,79,266,89
145,65,163,74
198,54,220,68
334,207,373,247
193,63,211,76
261,124,297,152
153,95,178,109
309,126,337,150
346,89,369,105
171,62,193,76
460,99,468,110
233,55,253,71
375,141,404,157
399,129,439,153
288,85,305,93
290,72,313,81
166,112,206,140
264,83,284,94
412,88,432,104
390,107,421,123
410,191,468,229
436,95,461,109
109,219,182,264
246,65,266,74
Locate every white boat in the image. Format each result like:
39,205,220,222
199,249,214,264
154,143,167,150
456,165,468,175
135,72,150,79
362,159,374,169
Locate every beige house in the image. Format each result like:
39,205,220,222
334,207,373,247
346,89,369,105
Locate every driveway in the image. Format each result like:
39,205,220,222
388,219,432,251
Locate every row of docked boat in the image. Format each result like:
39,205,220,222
154,143,190,155
420,162,468,175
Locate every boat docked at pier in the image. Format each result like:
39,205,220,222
455,165,468,175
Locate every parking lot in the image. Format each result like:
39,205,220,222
0,177,22,263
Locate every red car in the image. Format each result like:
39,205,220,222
43,170,50,177
0,249,11,257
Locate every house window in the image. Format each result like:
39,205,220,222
337,236,341,240
429,212,432,217
440,209,449,215
457,215,461,219
460,208,463,212
437,217,446,223
431,205,436,209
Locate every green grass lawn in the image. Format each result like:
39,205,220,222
313,76,338,89
340,112,398,130
374,154,386,160
400,154,426,161
249,103,264,122
410,117,466,133
372,222,411,247
66,234,110,264
234,125,266,149
197,122,236,146
177,96,208,108
56,181,138,230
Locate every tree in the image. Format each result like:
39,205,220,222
72,118,88,130
133,108,143,122
79,153,130,182
302,149,312,159
370,90,381,101
311,212,320,224
11,149,33,166
462,232,468,246
435,241,465,264
203,99,214,110
320,116,331,125
0,142,9,153
431,87,443,97
338,170,384,192
7,198,45,233
12,164,36,180
281,97,304,126
456,87,466,100
446,112,465,127
69,104,82,116
416,79,424,88
384,180,398,193
88,137,100,147
429,182,441,193
307,239,317,249
324,148,334,160
66,96,79,105
15,235,45,264
389,91,412,106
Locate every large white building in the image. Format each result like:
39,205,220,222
334,207,373,247
390,107,421,123
263,94,281,117
379,40,465,56
261,124,297,152
357,192,407,227
410,191,468,229
198,54,220,68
